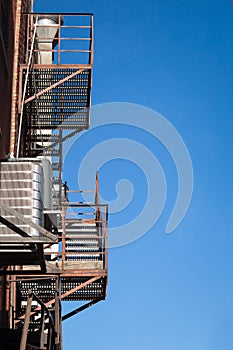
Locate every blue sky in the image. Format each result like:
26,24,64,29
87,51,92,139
35,1,233,349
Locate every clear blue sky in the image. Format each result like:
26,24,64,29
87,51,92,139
35,1,233,349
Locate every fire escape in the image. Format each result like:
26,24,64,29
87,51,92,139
0,13,108,350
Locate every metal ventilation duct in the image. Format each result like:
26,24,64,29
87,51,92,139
36,15,64,64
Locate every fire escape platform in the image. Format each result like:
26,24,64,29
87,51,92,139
19,66,92,131
21,262,106,273
19,13,94,158
14,199,108,301
17,275,107,302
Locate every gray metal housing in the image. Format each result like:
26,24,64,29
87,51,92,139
0,158,52,237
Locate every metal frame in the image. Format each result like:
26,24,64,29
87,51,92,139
19,286,60,350
0,202,57,272
19,12,94,111
24,13,94,66
11,184,108,335
15,276,102,325
0,9,108,349
17,13,94,205
0,202,57,243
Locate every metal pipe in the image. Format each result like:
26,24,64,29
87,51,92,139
62,299,101,321
16,17,38,158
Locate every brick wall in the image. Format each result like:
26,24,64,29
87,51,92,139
0,0,32,328
10,0,32,156
0,0,17,158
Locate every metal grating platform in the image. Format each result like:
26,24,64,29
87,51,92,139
17,276,106,302
23,68,91,131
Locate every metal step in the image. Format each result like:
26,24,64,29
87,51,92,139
64,222,100,261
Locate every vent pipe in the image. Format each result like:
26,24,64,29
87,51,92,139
36,15,64,64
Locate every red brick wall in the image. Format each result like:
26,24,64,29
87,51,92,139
10,0,32,156
0,0,32,328
0,0,17,159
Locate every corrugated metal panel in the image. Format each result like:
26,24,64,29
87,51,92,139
0,161,43,236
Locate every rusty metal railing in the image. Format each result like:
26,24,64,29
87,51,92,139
19,287,61,350
24,13,94,66
61,201,108,272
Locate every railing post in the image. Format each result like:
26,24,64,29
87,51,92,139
58,14,61,64
46,321,52,350
89,15,94,66
55,276,61,346
20,290,33,350
62,206,66,271
40,307,46,350
105,206,108,271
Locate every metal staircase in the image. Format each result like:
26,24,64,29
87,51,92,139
12,192,108,346
65,222,100,261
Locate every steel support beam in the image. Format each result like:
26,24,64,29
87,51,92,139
0,202,57,243
0,215,31,238
62,299,101,321
16,276,101,323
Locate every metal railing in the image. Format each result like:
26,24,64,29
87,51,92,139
19,287,61,350
24,13,94,66
60,200,108,271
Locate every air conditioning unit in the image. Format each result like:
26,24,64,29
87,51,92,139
0,157,52,237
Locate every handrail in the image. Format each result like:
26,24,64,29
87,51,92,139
61,197,108,271
24,13,94,66
24,12,94,16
